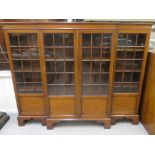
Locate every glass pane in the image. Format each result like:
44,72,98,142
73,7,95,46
101,61,110,72
10,33,18,46
114,83,122,93
17,83,25,93
21,47,30,59
122,83,130,92
92,34,101,46
56,61,64,72
66,61,74,72
11,47,20,59
91,74,99,84
35,83,42,93
45,48,54,59
82,34,91,46
118,34,127,46
82,74,90,84
117,51,125,58
30,48,39,59
137,34,146,46
82,48,91,59
134,60,142,70
28,33,37,46
115,72,123,82
135,51,143,59
102,48,111,59
33,72,41,82
65,48,74,59
82,62,90,72
23,60,31,71
15,72,24,82
131,83,139,92
25,83,35,93
92,48,101,59
57,85,65,95
102,34,112,46
132,72,140,82
19,33,28,46
65,73,74,84
54,34,63,46
13,60,22,71
44,33,53,46
55,48,64,59
124,72,132,82
126,51,134,58
47,73,56,84
92,62,100,72
66,85,74,95
100,85,108,95
100,74,109,84
64,33,74,46
128,34,137,46
125,60,134,70
48,85,57,95
82,85,91,95
57,73,65,84
91,85,99,95
24,73,33,82
32,60,40,71
82,33,111,96
116,60,124,70
46,61,55,72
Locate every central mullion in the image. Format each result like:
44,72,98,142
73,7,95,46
53,34,58,95
99,34,103,95
63,34,66,95
90,34,93,95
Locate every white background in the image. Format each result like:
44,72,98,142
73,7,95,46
0,71,17,112
0,0,155,155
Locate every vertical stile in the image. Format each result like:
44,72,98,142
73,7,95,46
38,31,50,116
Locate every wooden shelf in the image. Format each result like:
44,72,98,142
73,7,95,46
10,46,38,48
82,46,111,48
82,59,110,62
44,46,74,48
116,58,143,61
118,46,145,48
45,59,74,61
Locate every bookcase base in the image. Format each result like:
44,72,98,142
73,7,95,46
17,116,47,126
111,115,139,125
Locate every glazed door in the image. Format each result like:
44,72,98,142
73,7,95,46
79,31,115,118
112,31,149,115
5,31,46,116
42,31,76,118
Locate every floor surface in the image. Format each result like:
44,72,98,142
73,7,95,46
0,113,148,135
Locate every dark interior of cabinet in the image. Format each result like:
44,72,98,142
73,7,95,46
81,33,111,95
8,32,147,96
10,33,42,93
114,33,146,93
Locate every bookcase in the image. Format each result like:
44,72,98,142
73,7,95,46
3,22,152,129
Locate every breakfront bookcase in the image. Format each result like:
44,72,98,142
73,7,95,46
3,22,152,129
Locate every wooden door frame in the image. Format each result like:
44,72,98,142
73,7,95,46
78,29,117,117
4,30,47,115
39,29,79,118
112,29,151,115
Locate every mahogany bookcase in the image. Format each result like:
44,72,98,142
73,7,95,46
3,21,152,129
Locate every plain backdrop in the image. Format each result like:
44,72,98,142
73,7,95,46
0,0,155,155
0,71,17,112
